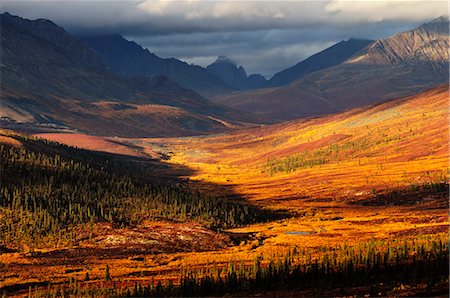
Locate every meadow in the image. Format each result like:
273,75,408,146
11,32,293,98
0,86,448,297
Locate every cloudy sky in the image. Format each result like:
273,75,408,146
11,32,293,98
1,0,447,77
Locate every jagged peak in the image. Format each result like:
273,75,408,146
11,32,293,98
2,11,57,28
1,11,12,17
213,56,237,66
347,37,373,42
416,16,449,34
429,16,448,23
346,16,449,66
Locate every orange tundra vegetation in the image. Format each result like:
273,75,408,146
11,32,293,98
1,85,448,296
127,84,449,252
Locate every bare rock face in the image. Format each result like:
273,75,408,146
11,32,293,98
206,56,267,90
347,16,449,67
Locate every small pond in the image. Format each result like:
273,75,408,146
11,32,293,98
285,231,314,235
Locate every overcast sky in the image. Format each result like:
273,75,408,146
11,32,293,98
1,1,448,77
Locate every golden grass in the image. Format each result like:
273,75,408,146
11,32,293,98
3,86,448,295
149,85,448,204
130,85,449,256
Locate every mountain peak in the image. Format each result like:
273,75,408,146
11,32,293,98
213,56,237,66
266,38,374,87
206,56,268,90
418,16,449,35
430,16,448,23
80,34,232,94
1,12,106,71
347,37,372,42
346,16,449,66
2,11,60,31
207,56,247,89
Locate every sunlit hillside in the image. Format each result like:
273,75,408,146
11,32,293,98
1,86,448,297
158,85,448,204
133,84,449,257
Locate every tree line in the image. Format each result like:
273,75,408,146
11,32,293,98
11,234,448,297
0,131,273,248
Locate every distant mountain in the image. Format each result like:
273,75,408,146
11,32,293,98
207,56,248,89
267,39,374,87
0,13,107,72
207,39,372,91
0,13,259,137
206,56,267,90
246,74,268,89
214,17,449,121
80,35,233,96
345,16,448,74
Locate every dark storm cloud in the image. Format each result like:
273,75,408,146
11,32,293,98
127,21,425,76
131,30,337,76
1,1,447,77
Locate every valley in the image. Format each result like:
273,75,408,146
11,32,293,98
0,8,449,298
1,85,448,297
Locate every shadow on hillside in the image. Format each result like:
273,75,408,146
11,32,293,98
348,183,449,208
14,132,291,225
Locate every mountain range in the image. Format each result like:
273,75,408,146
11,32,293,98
0,12,258,137
81,35,268,95
1,12,448,137
266,38,374,87
213,17,449,120
80,34,235,97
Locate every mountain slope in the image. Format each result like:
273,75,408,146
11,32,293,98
267,38,374,87
206,56,267,90
206,56,248,90
214,17,449,121
165,84,449,202
0,13,257,137
348,16,448,69
246,74,268,89
80,35,234,96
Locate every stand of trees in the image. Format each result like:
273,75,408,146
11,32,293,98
0,131,272,248
263,137,410,175
128,236,449,297
11,235,448,297
264,139,372,175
